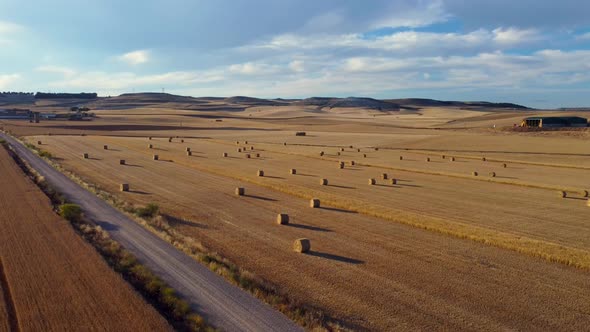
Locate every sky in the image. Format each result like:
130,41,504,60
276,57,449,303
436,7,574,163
1,0,589,108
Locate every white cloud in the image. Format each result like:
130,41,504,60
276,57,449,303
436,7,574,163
0,20,24,45
0,21,22,34
117,50,150,65
288,60,305,72
36,65,77,78
46,70,224,94
243,27,544,55
227,62,282,75
576,32,590,40
492,27,541,45
0,74,21,89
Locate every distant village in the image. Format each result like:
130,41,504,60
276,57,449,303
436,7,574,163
0,92,96,122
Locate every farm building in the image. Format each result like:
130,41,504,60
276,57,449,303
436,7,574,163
521,116,587,128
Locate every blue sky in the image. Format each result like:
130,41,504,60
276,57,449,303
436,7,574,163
1,0,589,108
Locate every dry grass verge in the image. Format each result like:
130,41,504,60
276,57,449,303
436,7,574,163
8,138,213,332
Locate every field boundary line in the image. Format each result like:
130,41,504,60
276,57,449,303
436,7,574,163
389,148,590,171
0,258,20,332
230,142,587,194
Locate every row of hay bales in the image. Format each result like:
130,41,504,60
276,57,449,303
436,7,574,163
237,146,256,152
234,185,318,253
322,145,372,158
367,173,398,186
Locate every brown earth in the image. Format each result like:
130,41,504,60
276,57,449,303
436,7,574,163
0,145,171,331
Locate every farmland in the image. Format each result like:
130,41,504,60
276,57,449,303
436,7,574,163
4,95,590,330
0,143,171,331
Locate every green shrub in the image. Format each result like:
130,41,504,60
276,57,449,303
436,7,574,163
145,277,165,295
59,204,82,222
171,299,191,319
135,203,159,219
39,150,53,158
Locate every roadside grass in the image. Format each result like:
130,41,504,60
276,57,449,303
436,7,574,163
136,203,160,219
5,139,214,332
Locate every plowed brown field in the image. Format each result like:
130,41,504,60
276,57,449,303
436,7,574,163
0,145,171,331
28,132,590,331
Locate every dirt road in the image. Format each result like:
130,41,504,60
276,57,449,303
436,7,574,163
0,132,301,332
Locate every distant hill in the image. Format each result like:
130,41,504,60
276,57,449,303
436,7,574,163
386,98,529,109
112,93,204,103
224,96,286,106
87,93,209,109
35,92,97,100
41,92,530,112
294,97,400,110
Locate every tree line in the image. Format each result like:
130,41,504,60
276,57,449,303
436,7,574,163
1,92,97,99
34,92,97,99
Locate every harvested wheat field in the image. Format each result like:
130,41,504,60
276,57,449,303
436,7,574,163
0,145,171,331
7,95,590,330
20,107,590,330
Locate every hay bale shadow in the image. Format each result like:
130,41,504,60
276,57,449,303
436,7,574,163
306,251,364,265
129,189,150,195
264,175,285,179
287,223,333,232
375,184,394,188
397,183,422,188
565,197,587,201
319,207,357,214
245,194,278,202
328,184,356,189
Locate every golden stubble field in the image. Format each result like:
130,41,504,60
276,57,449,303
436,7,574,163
19,105,590,331
0,145,171,331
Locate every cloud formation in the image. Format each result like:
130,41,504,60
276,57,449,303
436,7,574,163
0,74,20,89
1,0,589,107
117,50,150,65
